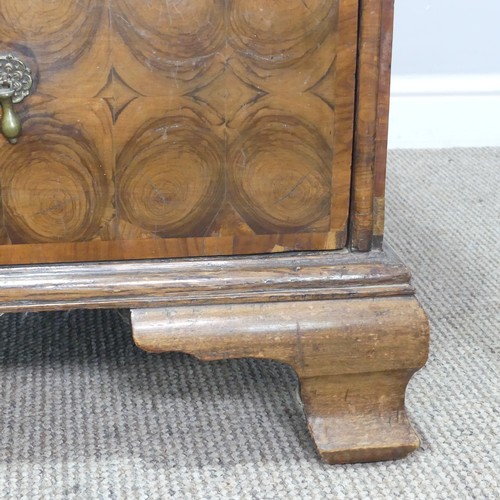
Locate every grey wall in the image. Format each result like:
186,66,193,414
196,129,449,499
391,0,500,75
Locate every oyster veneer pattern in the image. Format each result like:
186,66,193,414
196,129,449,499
0,98,113,244
0,0,358,264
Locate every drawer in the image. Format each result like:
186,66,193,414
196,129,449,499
0,0,358,264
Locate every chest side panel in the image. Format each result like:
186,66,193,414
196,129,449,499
0,0,358,264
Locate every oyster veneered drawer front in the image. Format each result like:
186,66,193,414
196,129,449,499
0,0,358,264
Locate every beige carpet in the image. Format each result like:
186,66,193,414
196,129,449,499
0,148,498,499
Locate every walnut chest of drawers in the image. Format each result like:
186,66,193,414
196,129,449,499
0,0,429,464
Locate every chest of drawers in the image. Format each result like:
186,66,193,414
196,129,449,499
0,0,429,464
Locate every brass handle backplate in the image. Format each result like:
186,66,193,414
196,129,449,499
0,54,33,144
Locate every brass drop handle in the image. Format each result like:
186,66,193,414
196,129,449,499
0,55,33,144
0,88,21,144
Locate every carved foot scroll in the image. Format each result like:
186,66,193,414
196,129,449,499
132,296,429,464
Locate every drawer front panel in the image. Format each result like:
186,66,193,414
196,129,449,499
0,0,358,264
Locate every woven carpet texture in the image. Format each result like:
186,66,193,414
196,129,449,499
0,148,498,499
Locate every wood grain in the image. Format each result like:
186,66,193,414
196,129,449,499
227,0,337,93
111,0,226,96
0,246,413,312
131,295,429,464
227,108,332,234
114,100,225,238
350,0,395,251
0,0,110,97
373,0,395,248
0,97,113,244
330,0,359,244
0,0,359,264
